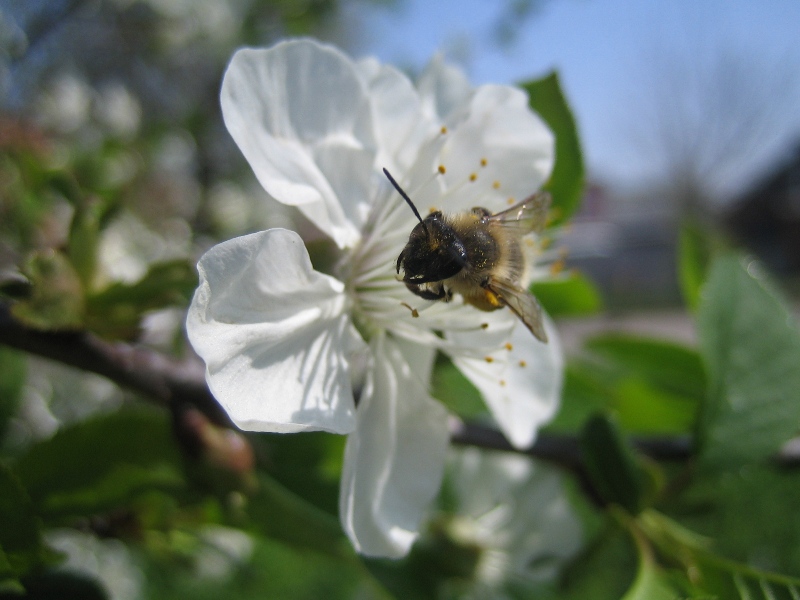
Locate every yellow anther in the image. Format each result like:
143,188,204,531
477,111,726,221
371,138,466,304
440,126,448,134
485,356,494,363
499,380,506,387
493,181,501,189
438,165,446,174
480,323,489,329
505,343,513,351
480,158,487,167
519,360,527,367
469,172,477,182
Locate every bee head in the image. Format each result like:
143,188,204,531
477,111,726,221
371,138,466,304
383,168,467,284
397,213,466,283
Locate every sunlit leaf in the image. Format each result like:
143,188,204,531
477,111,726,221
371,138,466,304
678,222,713,311
696,255,800,468
521,72,584,224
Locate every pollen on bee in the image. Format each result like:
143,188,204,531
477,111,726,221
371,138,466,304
518,360,527,368
505,342,513,351
440,126,448,134
492,180,501,189
469,172,477,182
428,206,438,213
438,164,447,175
480,158,487,167
484,356,494,363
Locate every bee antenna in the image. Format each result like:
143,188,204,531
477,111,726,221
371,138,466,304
383,168,429,237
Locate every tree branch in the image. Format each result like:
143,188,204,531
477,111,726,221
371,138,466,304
0,302,232,427
1,301,798,469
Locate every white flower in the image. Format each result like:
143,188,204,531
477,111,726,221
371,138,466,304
438,448,582,594
186,39,564,558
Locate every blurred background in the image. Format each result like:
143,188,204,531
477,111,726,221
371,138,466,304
2,1,800,598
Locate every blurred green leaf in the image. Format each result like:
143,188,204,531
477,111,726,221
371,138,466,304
531,272,603,317
558,526,637,600
677,222,712,312
67,199,104,289
620,550,678,600
430,354,487,420
142,533,386,600
14,407,184,520
521,72,584,224
11,250,84,330
244,474,351,560
546,362,615,433
696,255,800,469
581,414,643,514
0,465,44,582
0,348,27,444
586,334,706,403
84,259,197,339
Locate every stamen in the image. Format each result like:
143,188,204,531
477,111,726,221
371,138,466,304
484,356,494,363
507,197,516,205
505,343,513,351
480,158,487,167
480,323,489,329
518,360,527,367
401,302,419,318
438,164,447,175
440,126,448,134
493,181,501,189
469,172,477,182
499,380,506,387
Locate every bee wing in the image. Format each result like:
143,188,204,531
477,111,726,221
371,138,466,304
488,191,551,235
487,278,548,343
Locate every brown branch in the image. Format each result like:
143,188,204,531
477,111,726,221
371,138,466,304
0,302,232,427
2,301,798,469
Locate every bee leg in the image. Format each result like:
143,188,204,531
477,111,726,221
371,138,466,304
405,282,450,302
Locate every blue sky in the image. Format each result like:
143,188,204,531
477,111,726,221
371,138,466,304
349,0,800,192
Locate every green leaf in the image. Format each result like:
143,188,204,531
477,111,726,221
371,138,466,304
621,544,679,600
678,222,713,311
586,334,706,403
531,272,603,317
0,348,27,443
430,354,487,420
67,197,107,289
0,465,43,580
521,72,585,224
84,259,197,339
13,407,184,520
11,250,84,330
245,474,352,560
580,414,643,514
696,255,800,468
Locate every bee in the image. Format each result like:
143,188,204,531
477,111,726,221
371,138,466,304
385,168,550,343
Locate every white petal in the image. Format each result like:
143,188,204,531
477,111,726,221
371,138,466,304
357,60,439,174
447,316,563,449
220,40,376,248
339,335,449,558
416,54,473,121
186,229,364,434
